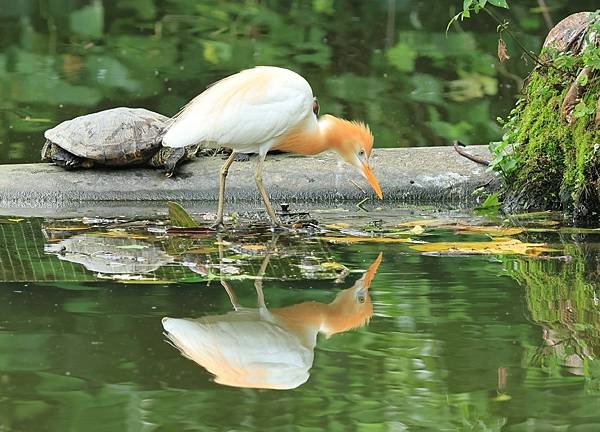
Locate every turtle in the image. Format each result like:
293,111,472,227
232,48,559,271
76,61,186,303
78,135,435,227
45,233,174,275
41,107,200,177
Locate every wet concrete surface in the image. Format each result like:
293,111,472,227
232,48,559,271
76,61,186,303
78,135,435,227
0,146,498,214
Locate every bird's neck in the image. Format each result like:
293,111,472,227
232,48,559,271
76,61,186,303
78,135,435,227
270,296,359,341
271,301,329,347
273,115,341,155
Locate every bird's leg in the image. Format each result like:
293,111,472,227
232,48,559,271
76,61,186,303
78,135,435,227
212,151,237,229
254,250,272,310
221,280,241,311
255,154,282,226
216,232,240,310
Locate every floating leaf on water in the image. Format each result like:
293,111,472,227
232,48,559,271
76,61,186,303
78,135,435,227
47,226,91,231
340,228,373,237
530,220,561,227
396,219,452,228
319,236,416,244
409,225,425,235
510,210,556,219
493,393,512,402
167,201,200,228
240,244,267,251
96,231,149,240
475,192,501,216
411,238,558,256
324,223,351,230
557,227,600,234
321,261,348,271
185,247,219,254
0,218,25,224
455,226,525,236
167,227,214,235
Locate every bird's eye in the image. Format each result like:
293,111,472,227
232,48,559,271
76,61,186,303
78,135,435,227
358,295,366,304
358,149,365,157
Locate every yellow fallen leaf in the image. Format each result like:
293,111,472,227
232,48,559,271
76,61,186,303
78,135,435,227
325,223,351,230
411,238,558,256
185,247,219,254
240,244,267,251
493,393,512,402
321,261,347,270
397,219,450,227
455,226,525,236
8,218,24,223
530,220,561,226
96,231,149,240
409,225,425,235
319,236,414,244
47,226,91,231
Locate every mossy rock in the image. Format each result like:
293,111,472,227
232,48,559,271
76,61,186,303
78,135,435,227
499,11,600,221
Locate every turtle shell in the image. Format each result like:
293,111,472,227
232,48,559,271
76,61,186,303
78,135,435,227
44,107,169,166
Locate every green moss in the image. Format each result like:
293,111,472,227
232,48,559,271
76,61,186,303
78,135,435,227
497,53,600,217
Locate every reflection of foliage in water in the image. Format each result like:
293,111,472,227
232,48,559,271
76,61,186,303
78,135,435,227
508,241,600,392
0,0,597,163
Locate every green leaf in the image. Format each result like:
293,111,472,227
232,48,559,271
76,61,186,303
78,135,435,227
475,192,501,216
576,73,588,87
167,202,199,228
487,0,509,8
312,0,334,15
573,101,593,119
69,0,104,39
386,42,417,72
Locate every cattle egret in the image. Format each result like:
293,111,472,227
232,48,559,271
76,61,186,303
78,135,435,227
163,66,382,227
162,253,383,389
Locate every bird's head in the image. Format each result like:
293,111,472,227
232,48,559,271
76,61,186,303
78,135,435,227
319,115,382,199
322,252,383,337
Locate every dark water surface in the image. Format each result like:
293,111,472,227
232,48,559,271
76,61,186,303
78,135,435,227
1,208,599,431
1,0,598,163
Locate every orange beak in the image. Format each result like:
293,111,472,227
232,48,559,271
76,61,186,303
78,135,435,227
361,161,383,199
363,252,383,289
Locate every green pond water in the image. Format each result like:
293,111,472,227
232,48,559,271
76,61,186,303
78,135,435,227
1,208,599,431
2,0,600,430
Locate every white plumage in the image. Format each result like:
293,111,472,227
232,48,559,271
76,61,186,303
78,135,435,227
163,66,316,156
162,65,381,227
162,310,313,390
162,253,382,390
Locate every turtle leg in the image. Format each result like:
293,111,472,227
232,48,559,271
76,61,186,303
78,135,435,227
161,147,187,178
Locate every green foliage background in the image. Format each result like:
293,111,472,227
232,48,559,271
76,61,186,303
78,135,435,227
0,0,597,164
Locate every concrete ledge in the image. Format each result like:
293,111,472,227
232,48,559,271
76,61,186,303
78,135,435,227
0,145,499,208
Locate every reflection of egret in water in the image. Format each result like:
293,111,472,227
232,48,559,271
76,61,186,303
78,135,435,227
44,234,173,275
162,252,383,390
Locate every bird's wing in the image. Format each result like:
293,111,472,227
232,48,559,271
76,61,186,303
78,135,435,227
163,67,314,152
